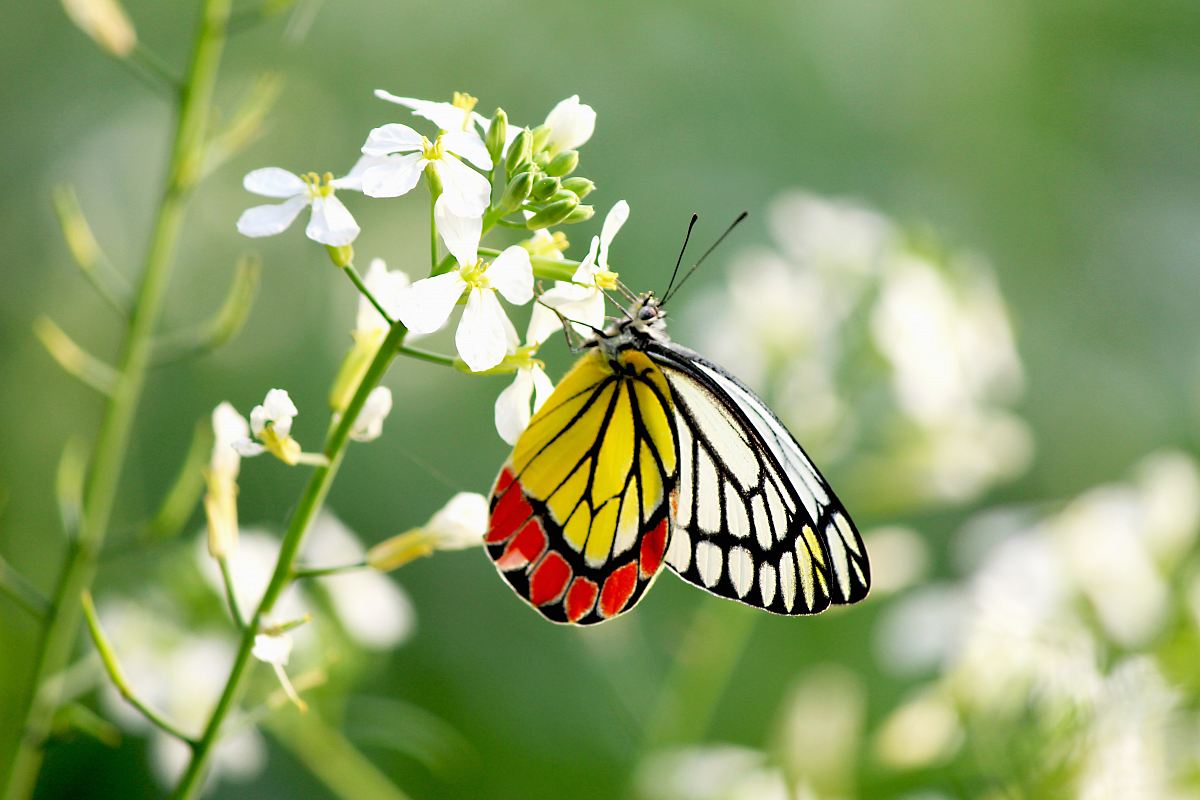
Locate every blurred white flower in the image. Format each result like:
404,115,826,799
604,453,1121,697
778,666,864,795
875,583,969,677
357,258,410,334
62,0,136,58
529,200,627,343
97,600,266,788
1077,658,1177,800
873,689,962,769
204,403,249,559
197,513,415,652
252,631,305,711
359,123,491,217
543,95,596,154
395,200,533,371
349,386,392,442
684,190,1032,507
368,492,488,572
635,745,789,800
1134,450,1200,563
236,168,360,246
861,526,929,595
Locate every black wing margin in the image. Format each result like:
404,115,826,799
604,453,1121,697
644,340,870,615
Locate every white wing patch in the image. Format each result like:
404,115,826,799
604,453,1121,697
646,342,871,615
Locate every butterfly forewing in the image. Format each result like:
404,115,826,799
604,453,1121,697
486,349,679,625
645,341,871,614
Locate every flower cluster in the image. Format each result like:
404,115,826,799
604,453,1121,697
685,191,1031,508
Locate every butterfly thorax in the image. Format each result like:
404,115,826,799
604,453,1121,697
593,293,670,359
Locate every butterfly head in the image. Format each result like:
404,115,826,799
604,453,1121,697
595,292,668,355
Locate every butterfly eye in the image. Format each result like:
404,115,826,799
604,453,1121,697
638,306,657,321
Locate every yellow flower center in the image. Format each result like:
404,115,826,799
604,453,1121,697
452,91,478,131
301,171,335,199
460,258,490,288
595,269,619,290
260,426,301,465
421,135,445,161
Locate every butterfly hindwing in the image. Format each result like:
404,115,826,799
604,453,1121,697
645,341,871,614
486,349,679,625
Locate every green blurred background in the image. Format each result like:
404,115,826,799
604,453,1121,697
2,1,1199,798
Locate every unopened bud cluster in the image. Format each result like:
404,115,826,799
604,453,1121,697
495,111,595,230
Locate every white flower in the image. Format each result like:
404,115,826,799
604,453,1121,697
494,318,556,446
635,745,790,800
367,492,488,571
526,200,628,344
204,403,250,559
233,388,300,462
236,168,360,247
359,122,491,217
357,258,410,334
374,89,488,135
873,689,962,769
349,386,392,442
394,200,533,372
543,95,596,154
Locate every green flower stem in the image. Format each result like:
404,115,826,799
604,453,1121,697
217,556,245,628
342,263,393,325
80,591,196,745
171,319,408,799
397,344,459,368
291,561,367,580
0,554,49,621
2,1,231,795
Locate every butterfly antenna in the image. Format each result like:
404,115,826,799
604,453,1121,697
663,211,748,305
662,213,700,300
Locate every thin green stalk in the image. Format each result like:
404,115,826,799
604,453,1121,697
291,560,367,580
0,555,49,621
171,320,408,799
397,344,458,368
217,557,245,628
341,264,392,324
2,2,231,796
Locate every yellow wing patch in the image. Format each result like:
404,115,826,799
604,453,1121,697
511,349,676,568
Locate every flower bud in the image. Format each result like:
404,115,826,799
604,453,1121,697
562,204,595,224
368,492,487,571
423,161,444,196
63,0,136,58
326,244,353,268
545,149,579,178
530,176,561,202
525,196,579,229
497,171,534,214
561,177,595,199
504,128,533,176
530,124,552,154
548,188,576,204
485,108,508,166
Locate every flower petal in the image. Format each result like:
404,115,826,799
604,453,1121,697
442,130,492,170
232,439,265,457
262,389,298,437
243,168,305,198
374,91,481,134
350,386,392,442
494,368,535,445
435,154,490,218
571,236,602,284
544,95,596,152
331,154,390,192
423,492,488,549
306,194,360,247
394,271,466,334
361,123,425,156
526,298,564,347
540,282,605,336
236,195,309,238
456,288,510,372
357,259,410,333
486,246,534,305
530,363,554,413
599,200,630,264
361,153,425,198
434,196,481,267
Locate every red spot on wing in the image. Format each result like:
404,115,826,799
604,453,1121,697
487,475,531,544
496,519,548,571
565,578,599,623
529,552,572,606
598,561,639,618
639,518,669,579
493,467,515,496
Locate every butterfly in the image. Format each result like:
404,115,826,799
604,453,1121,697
484,215,870,625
